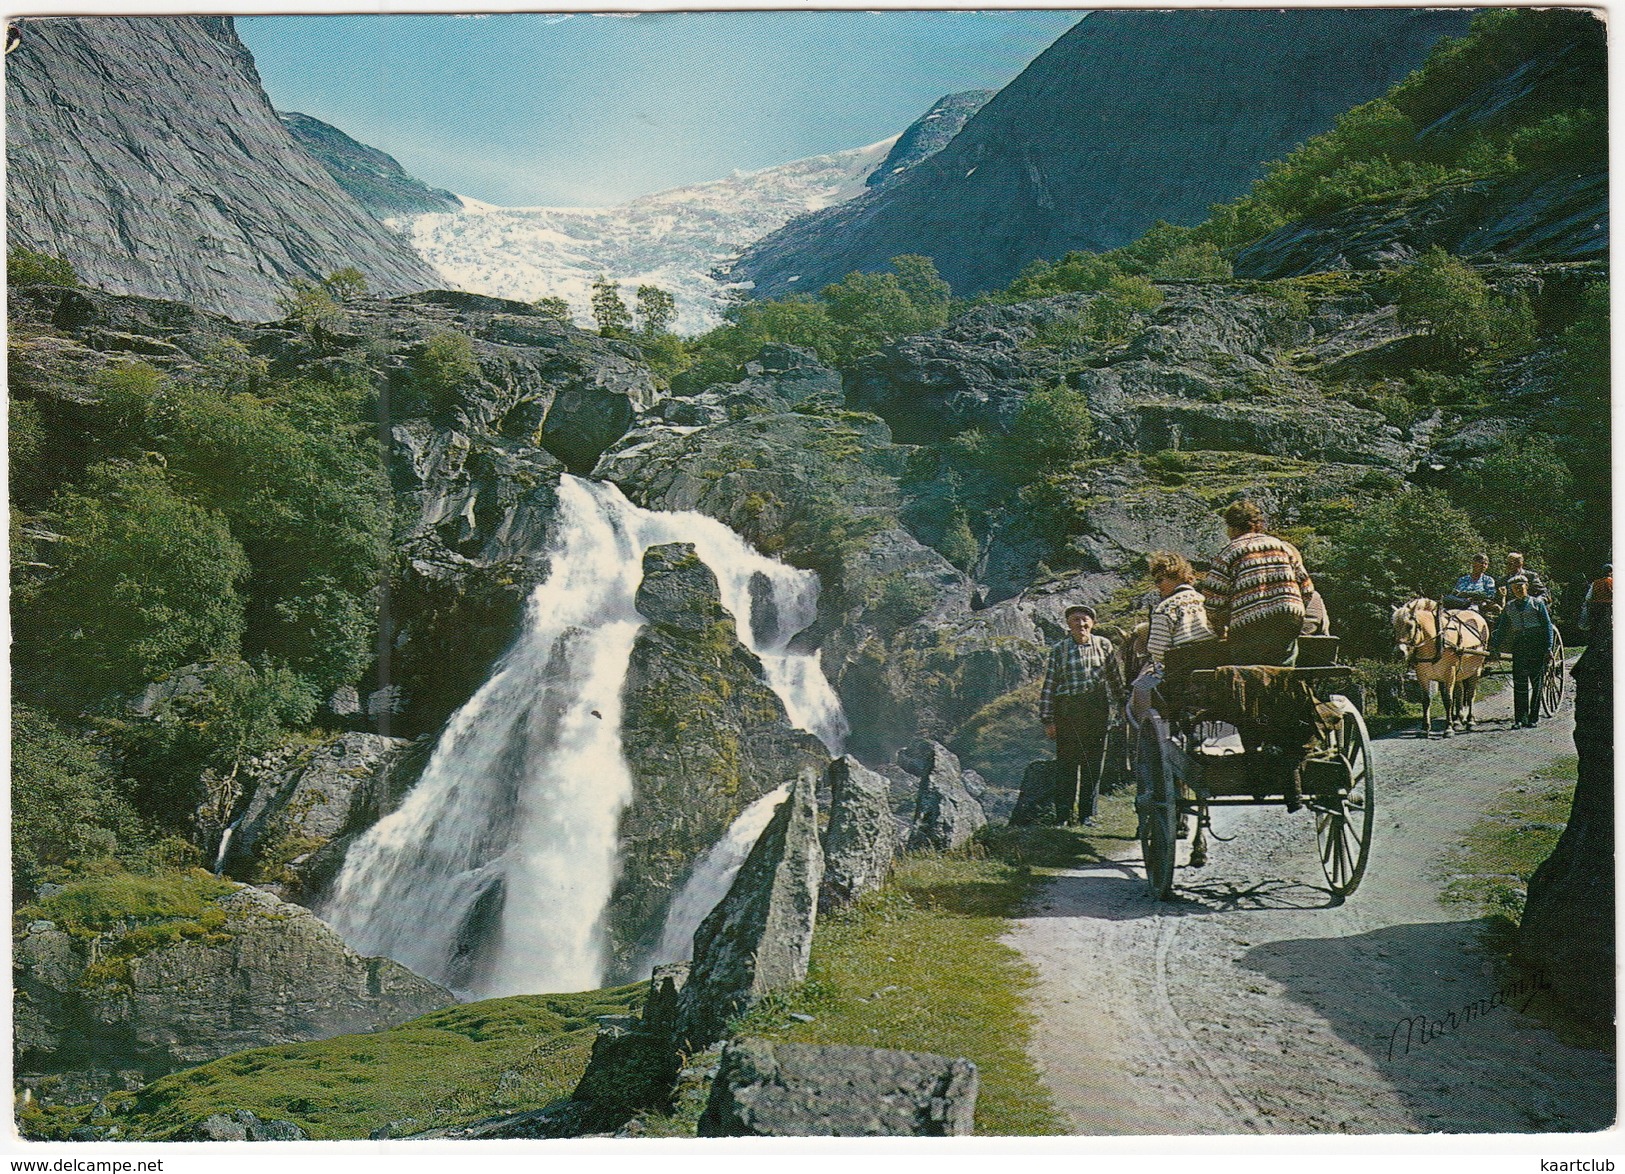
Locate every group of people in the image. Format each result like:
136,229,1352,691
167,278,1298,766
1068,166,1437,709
1037,496,1611,823
1038,499,1316,825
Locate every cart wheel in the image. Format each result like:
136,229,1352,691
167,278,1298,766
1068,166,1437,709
1316,696,1375,898
1137,715,1177,900
1542,629,1566,717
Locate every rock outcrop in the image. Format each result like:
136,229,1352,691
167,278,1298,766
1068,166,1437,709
866,90,993,190
819,756,896,911
675,771,823,1049
612,546,826,975
184,1111,309,1142
280,111,463,219
6,16,438,322
14,884,452,1104
220,732,424,902
901,741,987,851
732,8,1471,297
698,1039,979,1136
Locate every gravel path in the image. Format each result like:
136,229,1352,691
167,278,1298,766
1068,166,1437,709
1008,676,1616,1135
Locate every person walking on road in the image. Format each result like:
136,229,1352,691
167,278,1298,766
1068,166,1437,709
1040,604,1124,826
1491,574,1554,728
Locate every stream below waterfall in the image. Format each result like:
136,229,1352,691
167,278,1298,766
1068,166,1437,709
321,474,846,999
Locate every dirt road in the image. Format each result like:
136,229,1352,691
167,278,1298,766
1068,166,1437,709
1009,678,1616,1135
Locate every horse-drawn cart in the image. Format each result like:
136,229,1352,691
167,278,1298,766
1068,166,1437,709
1135,637,1375,901
1541,627,1566,717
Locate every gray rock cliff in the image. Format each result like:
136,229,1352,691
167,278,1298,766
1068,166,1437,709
6,16,440,322
14,884,452,1104
280,111,463,219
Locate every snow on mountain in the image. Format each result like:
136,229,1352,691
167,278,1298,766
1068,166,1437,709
390,137,896,336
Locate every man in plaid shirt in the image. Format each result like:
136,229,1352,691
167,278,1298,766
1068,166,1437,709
1040,604,1125,824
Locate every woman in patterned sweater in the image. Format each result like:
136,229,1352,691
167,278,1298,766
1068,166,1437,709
1129,550,1215,723
1200,500,1315,666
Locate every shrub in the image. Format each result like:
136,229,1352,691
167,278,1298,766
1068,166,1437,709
591,274,633,338
276,278,344,341
8,245,80,287
12,706,146,892
413,330,481,416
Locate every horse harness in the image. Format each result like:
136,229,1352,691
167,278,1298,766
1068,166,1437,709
1401,600,1482,666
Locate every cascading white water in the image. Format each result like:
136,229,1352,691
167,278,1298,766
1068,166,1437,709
321,474,845,998
640,782,791,972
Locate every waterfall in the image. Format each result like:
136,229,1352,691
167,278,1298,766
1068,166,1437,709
321,475,845,998
641,782,791,971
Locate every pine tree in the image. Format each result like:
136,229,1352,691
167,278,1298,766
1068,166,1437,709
591,275,632,338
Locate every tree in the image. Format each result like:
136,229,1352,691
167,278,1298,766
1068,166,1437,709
321,267,369,302
18,460,251,705
591,275,633,338
1083,274,1163,348
1315,486,1486,657
634,284,677,336
413,330,481,416
276,278,344,342
1392,246,1532,358
532,296,573,323
1000,380,1094,477
12,705,144,892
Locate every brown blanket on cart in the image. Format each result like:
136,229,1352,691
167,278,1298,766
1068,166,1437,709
1211,665,1318,736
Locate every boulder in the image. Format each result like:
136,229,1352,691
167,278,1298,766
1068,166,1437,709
675,771,823,1049
902,741,987,852
698,1038,979,1137
14,884,452,1103
820,756,896,910
185,1110,309,1142
570,962,689,1127
612,545,826,977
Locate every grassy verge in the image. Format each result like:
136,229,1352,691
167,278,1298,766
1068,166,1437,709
648,802,1139,1137
1434,755,1608,1049
21,986,644,1141
1438,755,1576,932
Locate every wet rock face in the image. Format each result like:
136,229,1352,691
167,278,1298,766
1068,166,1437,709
221,732,424,902
676,771,823,1049
699,1038,979,1137
820,756,896,911
14,886,452,1104
6,16,438,322
613,546,826,978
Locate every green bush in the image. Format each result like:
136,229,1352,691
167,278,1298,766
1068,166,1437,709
8,245,80,287
413,330,481,417
17,460,250,705
1392,246,1534,358
12,705,146,893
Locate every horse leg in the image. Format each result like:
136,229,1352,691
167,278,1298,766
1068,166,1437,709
1462,671,1478,731
1420,677,1434,737
1442,663,1458,736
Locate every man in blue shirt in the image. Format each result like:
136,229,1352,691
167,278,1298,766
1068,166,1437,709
1444,552,1496,610
1039,605,1125,825
1490,575,1554,728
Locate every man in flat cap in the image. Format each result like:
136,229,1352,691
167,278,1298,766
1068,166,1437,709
1039,604,1124,825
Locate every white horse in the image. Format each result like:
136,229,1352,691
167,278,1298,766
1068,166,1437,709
1392,597,1491,737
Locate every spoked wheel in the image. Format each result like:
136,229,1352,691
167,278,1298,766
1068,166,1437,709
1136,715,1178,900
1542,628,1566,717
1315,696,1376,898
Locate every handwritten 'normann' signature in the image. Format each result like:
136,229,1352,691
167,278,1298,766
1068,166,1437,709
1385,971,1552,1061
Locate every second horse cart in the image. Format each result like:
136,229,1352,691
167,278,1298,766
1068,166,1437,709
1135,636,1375,900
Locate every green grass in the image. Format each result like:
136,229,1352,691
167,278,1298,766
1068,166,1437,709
684,819,1138,1136
22,986,645,1141
1439,756,1577,928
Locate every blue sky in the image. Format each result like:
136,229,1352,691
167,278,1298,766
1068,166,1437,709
237,11,1082,208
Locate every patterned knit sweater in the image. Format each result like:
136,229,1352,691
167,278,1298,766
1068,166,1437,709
1200,531,1314,635
1147,583,1215,664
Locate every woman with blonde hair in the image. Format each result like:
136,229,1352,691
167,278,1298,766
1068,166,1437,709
1129,550,1215,724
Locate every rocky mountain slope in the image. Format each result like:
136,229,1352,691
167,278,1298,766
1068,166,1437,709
731,8,1473,298
865,90,992,191
281,111,462,219
5,16,438,322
